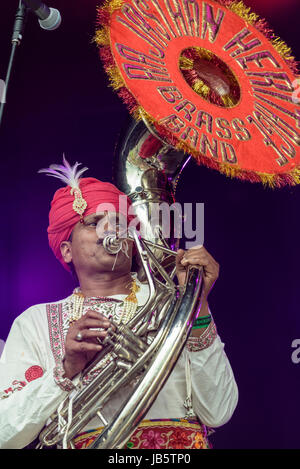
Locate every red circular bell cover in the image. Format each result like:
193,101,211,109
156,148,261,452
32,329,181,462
96,0,300,187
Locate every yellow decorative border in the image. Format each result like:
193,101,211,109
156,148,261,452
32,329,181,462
73,419,204,445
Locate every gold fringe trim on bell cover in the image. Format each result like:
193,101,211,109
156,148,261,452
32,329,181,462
228,1,295,62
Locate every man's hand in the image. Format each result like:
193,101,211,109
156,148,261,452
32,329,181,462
176,245,219,302
64,310,113,380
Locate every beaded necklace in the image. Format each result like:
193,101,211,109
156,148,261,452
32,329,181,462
68,276,140,326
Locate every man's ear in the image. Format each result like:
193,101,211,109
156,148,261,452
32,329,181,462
60,241,73,264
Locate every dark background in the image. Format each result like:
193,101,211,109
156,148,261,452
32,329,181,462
0,0,299,449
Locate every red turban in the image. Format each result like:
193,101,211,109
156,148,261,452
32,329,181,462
48,177,135,270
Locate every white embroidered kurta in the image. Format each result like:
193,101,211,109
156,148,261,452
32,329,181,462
0,277,238,449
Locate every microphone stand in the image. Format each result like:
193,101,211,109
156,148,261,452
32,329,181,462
0,1,28,129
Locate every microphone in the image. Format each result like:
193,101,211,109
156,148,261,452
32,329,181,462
22,0,61,31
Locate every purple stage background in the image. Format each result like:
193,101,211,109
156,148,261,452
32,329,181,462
0,0,300,449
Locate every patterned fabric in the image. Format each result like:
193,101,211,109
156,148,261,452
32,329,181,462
25,366,44,383
186,321,218,352
0,380,27,400
0,366,44,400
46,303,66,365
73,419,210,449
53,360,76,392
46,298,134,387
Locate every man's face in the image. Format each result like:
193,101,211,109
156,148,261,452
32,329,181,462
61,212,134,276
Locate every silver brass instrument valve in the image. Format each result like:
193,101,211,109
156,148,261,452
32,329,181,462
100,326,118,347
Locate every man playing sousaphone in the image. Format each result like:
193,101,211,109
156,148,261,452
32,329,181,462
0,158,238,449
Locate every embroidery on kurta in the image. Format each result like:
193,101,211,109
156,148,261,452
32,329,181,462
1,367,44,400
73,419,210,449
46,303,65,364
25,365,44,382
